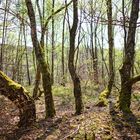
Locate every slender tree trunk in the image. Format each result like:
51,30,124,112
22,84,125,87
122,0,127,57
25,0,56,118
90,0,94,82
51,0,55,84
119,0,139,112
89,0,99,85
32,0,42,99
33,64,41,98
17,23,23,84
12,22,22,81
61,2,67,86
97,0,114,106
101,24,105,85
93,25,98,84
68,0,83,115
107,0,114,94
0,0,8,71
23,23,31,85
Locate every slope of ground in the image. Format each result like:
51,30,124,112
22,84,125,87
0,85,140,140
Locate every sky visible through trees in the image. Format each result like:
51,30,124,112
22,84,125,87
0,0,139,49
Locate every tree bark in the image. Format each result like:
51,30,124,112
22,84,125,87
97,0,114,106
119,0,139,112
25,0,56,118
107,0,114,94
23,23,31,86
33,64,41,99
93,25,98,84
0,0,8,71
51,0,55,85
0,71,36,127
32,0,71,96
61,1,67,86
68,0,83,115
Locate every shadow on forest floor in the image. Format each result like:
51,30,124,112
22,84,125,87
109,101,140,139
2,88,140,140
1,118,61,140
1,127,32,140
35,118,61,140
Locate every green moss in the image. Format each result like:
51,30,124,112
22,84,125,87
0,71,29,94
97,88,109,106
114,95,131,113
53,86,72,96
119,93,131,113
99,88,109,99
52,86,74,105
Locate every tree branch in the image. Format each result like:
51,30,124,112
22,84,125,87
42,0,72,34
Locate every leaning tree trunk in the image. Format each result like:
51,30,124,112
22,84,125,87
119,0,139,112
0,71,36,127
68,0,83,115
25,0,56,118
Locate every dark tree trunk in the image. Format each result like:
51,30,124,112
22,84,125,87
25,0,56,118
93,26,98,84
101,24,105,85
23,23,31,86
0,0,8,71
61,3,67,86
32,0,44,100
33,64,41,99
0,71,36,127
51,0,55,85
119,0,139,112
106,0,114,95
68,0,83,115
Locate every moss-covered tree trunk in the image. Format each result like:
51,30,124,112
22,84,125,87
0,71,36,127
119,0,139,112
68,0,83,115
25,0,56,118
97,0,114,106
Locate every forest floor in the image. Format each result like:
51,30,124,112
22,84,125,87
0,84,140,140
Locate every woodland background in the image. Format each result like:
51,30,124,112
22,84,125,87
0,0,140,139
